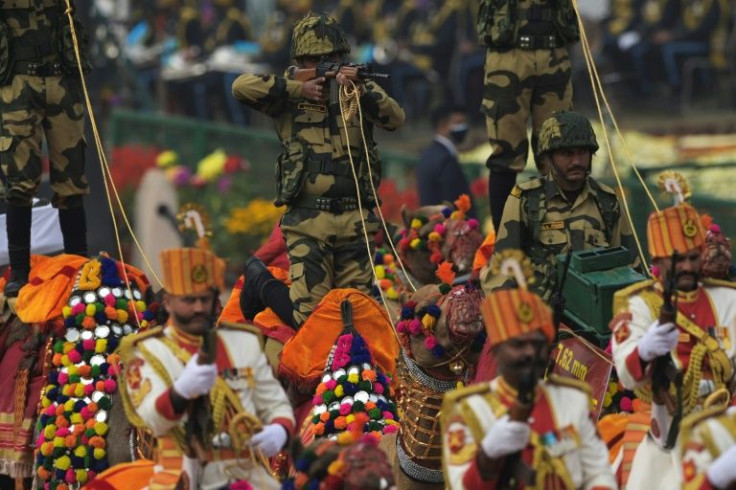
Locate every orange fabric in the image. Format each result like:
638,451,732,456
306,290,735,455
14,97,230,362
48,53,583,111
279,289,400,389
15,254,88,323
647,204,706,258
160,248,225,295
480,288,554,347
472,229,496,274
620,411,651,487
81,460,155,490
598,413,630,464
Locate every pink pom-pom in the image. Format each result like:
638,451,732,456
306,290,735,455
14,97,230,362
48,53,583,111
325,379,337,390
383,425,398,434
374,383,384,395
312,395,323,406
56,428,70,437
84,384,95,396
104,295,116,307
434,224,447,235
650,265,660,278
408,319,422,335
71,303,85,315
65,469,76,484
710,224,721,234
80,435,89,445
339,404,351,415
424,336,438,349
57,372,69,385
88,470,96,480
80,407,92,420
67,350,82,363
382,411,394,420
83,339,95,351
45,406,56,416
620,396,633,412
35,433,45,446
396,321,408,334
466,218,479,230
104,379,117,393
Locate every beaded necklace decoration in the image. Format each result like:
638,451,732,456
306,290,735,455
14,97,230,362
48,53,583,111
371,247,401,301
34,256,156,489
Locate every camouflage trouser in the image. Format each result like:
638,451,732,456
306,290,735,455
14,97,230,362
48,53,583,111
281,205,378,326
482,47,573,173
0,74,88,208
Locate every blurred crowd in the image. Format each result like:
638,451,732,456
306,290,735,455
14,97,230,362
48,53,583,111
83,0,734,125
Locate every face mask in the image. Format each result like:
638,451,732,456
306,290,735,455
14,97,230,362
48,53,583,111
449,123,469,145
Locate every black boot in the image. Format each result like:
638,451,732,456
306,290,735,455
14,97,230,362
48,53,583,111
5,203,32,297
58,205,88,256
261,278,296,330
239,257,272,320
488,170,518,233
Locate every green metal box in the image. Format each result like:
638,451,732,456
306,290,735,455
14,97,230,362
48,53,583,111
557,247,647,345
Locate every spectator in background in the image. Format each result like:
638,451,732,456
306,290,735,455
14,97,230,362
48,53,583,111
417,105,475,217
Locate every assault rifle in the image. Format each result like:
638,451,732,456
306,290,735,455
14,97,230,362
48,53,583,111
184,291,219,460
651,251,683,449
290,61,390,83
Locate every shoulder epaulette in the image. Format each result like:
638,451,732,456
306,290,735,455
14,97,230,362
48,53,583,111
516,178,544,192
442,383,491,407
118,326,164,361
680,403,729,449
612,279,656,314
218,321,264,349
704,277,736,289
547,374,592,395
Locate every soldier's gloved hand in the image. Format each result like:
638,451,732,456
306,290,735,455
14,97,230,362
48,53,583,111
173,354,217,400
480,415,530,459
249,423,288,457
638,320,678,362
706,444,736,488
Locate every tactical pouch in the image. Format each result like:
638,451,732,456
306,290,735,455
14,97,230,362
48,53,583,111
59,16,91,73
0,22,11,86
553,1,580,44
477,0,516,47
274,139,307,207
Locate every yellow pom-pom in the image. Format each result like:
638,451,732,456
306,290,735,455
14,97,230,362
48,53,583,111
85,304,96,316
76,470,89,484
44,425,57,440
334,385,344,397
422,314,436,331
94,422,109,436
62,342,75,354
387,288,398,300
67,365,78,376
41,397,51,408
53,436,64,448
54,455,71,470
64,400,75,412
70,413,83,425
456,381,465,389
603,392,613,407
375,265,385,279
95,339,107,353
62,385,72,397
410,218,422,229
93,448,106,460
410,238,421,249
428,231,441,242
136,300,147,312
61,355,72,367
74,446,88,458
41,442,54,456
348,373,359,384
117,310,129,324
327,459,345,476
346,414,355,424
74,384,85,398
450,211,462,220
62,306,72,318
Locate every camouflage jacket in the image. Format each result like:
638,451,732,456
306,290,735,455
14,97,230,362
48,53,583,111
232,71,405,206
476,0,579,48
481,174,639,301
0,0,89,82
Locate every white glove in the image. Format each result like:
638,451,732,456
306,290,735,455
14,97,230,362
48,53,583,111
638,320,678,362
706,444,736,488
173,354,217,400
480,415,531,459
618,31,641,51
249,423,288,457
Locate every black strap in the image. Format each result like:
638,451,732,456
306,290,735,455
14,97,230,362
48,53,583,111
304,158,352,177
526,186,544,244
11,42,54,61
13,61,64,76
293,195,364,213
589,180,619,244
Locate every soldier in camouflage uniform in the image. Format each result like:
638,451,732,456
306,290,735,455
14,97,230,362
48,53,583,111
232,13,405,327
0,0,90,296
477,0,579,232
480,111,639,301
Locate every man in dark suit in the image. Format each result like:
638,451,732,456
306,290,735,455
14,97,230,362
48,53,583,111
417,105,475,217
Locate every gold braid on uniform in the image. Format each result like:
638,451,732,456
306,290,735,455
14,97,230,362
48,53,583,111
489,249,535,285
339,81,361,122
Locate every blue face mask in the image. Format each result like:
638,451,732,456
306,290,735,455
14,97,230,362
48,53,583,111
449,123,469,145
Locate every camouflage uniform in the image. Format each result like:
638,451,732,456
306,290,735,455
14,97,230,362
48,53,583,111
480,111,638,301
477,0,579,229
232,14,405,325
0,0,89,294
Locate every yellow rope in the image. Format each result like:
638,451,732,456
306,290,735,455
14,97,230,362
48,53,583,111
572,0,653,274
338,80,419,293
337,80,402,343
63,0,165,294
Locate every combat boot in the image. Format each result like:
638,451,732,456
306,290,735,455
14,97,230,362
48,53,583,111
5,203,32,297
58,204,88,256
239,257,272,320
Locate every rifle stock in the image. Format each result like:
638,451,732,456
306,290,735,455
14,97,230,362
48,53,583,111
291,61,389,83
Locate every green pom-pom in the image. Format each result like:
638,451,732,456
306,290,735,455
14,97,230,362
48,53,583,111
83,351,94,364
75,314,85,326
69,374,81,384
322,391,335,404
116,299,127,310
353,401,365,412
95,302,104,313
358,381,372,391
312,415,320,424
85,428,96,438
91,365,101,377
439,283,452,295
98,396,112,410
337,375,348,384
369,408,381,419
329,409,340,418
53,341,64,353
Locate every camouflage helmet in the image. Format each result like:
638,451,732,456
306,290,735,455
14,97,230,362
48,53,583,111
291,13,351,59
537,111,599,155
